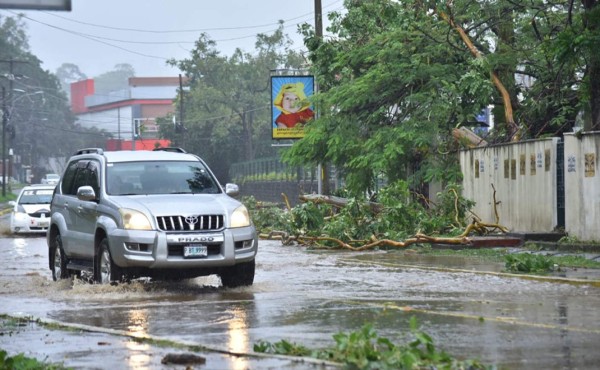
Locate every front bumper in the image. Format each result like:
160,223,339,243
11,213,50,234
107,226,258,269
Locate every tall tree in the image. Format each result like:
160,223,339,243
287,0,487,195
1,14,108,179
581,0,600,129
165,22,305,182
283,0,598,195
93,63,135,93
55,62,87,95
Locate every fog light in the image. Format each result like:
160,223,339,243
235,239,254,249
125,243,149,252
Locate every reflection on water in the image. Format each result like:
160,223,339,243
123,309,152,370
126,340,152,370
12,238,28,256
227,306,250,370
127,309,149,337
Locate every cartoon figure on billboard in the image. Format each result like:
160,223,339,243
271,76,315,139
273,82,314,128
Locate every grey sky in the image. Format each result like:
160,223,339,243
2,0,341,78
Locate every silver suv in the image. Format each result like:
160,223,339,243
47,148,258,287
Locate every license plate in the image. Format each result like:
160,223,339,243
183,244,207,258
33,220,50,227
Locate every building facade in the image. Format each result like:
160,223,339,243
70,77,182,149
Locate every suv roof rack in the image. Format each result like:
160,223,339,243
153,147,187,153
75,148,104,155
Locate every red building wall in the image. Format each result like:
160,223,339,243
70,79,95,114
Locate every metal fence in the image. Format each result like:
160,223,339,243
229,157,318,184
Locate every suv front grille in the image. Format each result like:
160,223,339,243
157,215,224,231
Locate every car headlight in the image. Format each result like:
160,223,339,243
13,210,28,221
230,205,250,228
120,208,152,230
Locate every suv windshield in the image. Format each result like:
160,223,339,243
106,161,220,195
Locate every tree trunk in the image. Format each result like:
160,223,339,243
439,10,520,141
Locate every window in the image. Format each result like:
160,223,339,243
62,160,100,198
61,161,79,195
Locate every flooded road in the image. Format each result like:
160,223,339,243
1,224,600,369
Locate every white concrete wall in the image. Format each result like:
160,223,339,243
564,132,600,241
77,106,134,140
460,138,559,233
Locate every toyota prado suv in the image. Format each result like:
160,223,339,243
47,147,258,287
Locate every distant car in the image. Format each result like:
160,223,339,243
9,184,55,234
41,174,60,185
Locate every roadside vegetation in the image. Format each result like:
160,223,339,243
254,317,492,369
416,246,600,273
0,317,70,370
0,350,69,370
244,181,485,248
0,192,16,204
244,189,600,276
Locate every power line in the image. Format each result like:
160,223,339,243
36,1,344,34
2,0,345,59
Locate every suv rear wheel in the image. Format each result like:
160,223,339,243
95,238,124,284
219,260,255,288
50,234,69,281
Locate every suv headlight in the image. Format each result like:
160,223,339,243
120,208,152,230
230,205,250,228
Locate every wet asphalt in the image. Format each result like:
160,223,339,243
1,205,600,369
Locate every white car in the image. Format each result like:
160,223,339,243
41,174,60,185
9,184,55,234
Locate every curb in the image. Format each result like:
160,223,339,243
1,313,343,369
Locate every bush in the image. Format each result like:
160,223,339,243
254,317,491,369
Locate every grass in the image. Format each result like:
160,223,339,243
412,245,600,272
0,191,17,204
0,317,71,370
0,350,70,370
415,246,509,261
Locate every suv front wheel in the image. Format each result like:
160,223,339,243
219,260,255,288
95,238,124,284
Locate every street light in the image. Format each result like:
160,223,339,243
1,88,44,196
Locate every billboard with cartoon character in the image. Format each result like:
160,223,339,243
271,75,315,139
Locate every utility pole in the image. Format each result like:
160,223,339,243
314,0,330,195
178,74,185,148
2,87,6,197
1,59,29,188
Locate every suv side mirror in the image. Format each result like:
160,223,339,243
77,186,97,201
225,183,239,197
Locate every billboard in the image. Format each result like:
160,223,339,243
0,0,71,10
271,75,315,139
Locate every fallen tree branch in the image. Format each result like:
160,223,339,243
299,194,384,214
261,185,508,251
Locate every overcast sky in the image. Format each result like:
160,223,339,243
1,0,342,78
